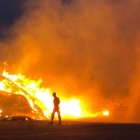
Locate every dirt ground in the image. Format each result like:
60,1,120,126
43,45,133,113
0,121,139,140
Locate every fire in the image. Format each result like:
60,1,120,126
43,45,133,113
0,70,110,120
0,71,82,119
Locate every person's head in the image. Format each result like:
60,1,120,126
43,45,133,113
52,92,56,97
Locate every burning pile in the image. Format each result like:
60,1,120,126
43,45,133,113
0,70,110,120
0,71,83,119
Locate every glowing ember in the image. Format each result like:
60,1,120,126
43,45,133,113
0,70,110,120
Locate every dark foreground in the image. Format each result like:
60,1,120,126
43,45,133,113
0,121,140,140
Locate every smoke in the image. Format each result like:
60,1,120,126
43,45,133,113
0,0,140,122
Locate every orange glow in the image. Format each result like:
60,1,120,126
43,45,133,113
0,70,110,120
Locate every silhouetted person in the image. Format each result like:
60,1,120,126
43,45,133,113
50,92,61,125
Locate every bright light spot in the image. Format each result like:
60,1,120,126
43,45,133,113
102,110,110,116
0,109,2,113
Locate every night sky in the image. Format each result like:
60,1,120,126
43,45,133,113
0,0,73,39
0,0,25,38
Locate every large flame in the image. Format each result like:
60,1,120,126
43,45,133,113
0,70,110,120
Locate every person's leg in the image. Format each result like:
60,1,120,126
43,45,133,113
51,110,55,124
57,110,61,125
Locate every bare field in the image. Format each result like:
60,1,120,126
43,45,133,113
0,121,139,140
